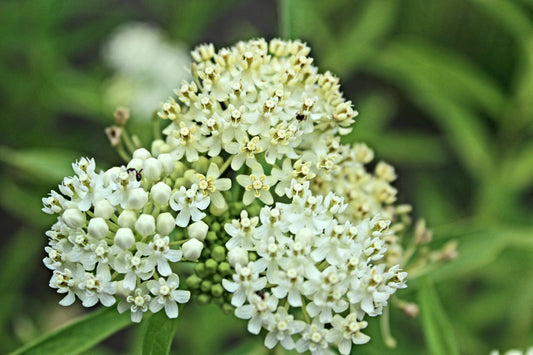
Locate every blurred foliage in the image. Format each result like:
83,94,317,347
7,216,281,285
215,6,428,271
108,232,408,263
0,0,532,354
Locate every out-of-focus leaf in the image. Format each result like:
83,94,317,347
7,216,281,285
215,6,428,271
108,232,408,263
469,0,532,42
418,277,458,355
0,178,51,228
141,311,178,355
368,44,494,180
322,1,399,74
0,146,78,183
413,174,461,225
0,228,42,353
374,39,505,116
505,142,533,190
10,308,131,355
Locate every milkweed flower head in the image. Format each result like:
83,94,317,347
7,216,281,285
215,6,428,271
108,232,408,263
42,38,448,353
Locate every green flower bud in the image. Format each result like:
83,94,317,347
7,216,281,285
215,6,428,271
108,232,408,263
206,231,218,242
218,262,231,276
186,274,202,289
212,274,222,283
211,245,226,262
171,162,186,180
194,263,208,278
195,156,210,173
221,303,234,315
211,284,224,297
211,222,221,232
205,259,218,274
197,294,211,305
200,280,212,293
212,296,224,305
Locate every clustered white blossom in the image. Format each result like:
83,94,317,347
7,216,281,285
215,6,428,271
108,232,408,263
43,38,412,353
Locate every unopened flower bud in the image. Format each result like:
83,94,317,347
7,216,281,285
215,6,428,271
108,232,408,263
157,212,175,236
127,158,144,171
188,220,209,241
151,182,171,205
118,210,137,228
124,188,148,210
94,199,115,219
132,148,151,161
113,107,130,125
182,238,203,260
227,247,248,267
205,259,218,274
135,214,155,236
158,153,176,175
211,245,226,262
211,284,224,297
114,228,135,250
62,209,86,229
88,217,109,239
143,157,162,181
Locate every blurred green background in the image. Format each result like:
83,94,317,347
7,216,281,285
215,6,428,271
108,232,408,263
1,0,532,354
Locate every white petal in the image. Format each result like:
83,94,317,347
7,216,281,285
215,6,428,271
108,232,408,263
165,301,179,318
150,299,164,313
248,316,262,335
131,310,143,323
157,259,171,276
243,191,255,206
264,332,278,349
59,291,75,306
176,210,190,227
173,290,190,303
222,279,239,292
166,249,182,262
235,305,254,320
214,178,231,191
100,294,116,307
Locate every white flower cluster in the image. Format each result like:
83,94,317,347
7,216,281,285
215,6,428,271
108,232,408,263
222,182,406,354
43,38,414,352
41,149,232,322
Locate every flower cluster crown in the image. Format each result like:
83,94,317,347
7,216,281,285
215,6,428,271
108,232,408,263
42,38,412,354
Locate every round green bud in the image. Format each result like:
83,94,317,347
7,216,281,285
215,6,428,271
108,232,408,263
218,262,231,276
186,274,202,289
211,284,224,297
212,274,222,283
197,294,211,305
248,252,257,261
222,303,234,315
205,259,218,274
174,177,187,189
200,280,212,293
211,245,226,262
211,222,221,232
194,263,208,278
212,296,224,305
206,231,218,243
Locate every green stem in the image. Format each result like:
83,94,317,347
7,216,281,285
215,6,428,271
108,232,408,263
381,306,397,348
116,144,131,163
121,128,136,154
219,155,234,175
278,0,293,39
152,111,161,141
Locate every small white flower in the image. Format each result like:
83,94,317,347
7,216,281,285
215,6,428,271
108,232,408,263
169,184,210,227
326,314,370,355
77,269,116,307
222,261,267,307
236,164,277,205
136,235,182,276
147,273,190,318
295,319,329,355
113,250,154,290
117,286,151,323
263,307,305,350
191,162,231,208
235,291,278,335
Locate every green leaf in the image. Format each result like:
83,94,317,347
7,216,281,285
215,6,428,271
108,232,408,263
418,277,459,355
10,308,131,355
0,178,51,228
0,146,78,184
322,1,399,74
368,43,495,180
141,311,178,355
469,0,532,42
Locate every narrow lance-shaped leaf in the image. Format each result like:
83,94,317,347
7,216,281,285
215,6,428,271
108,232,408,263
11,307,131,355
418,276,459,355
141,311,179,355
